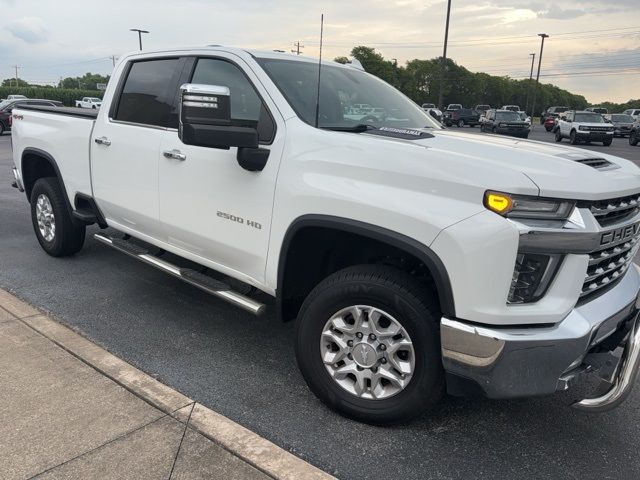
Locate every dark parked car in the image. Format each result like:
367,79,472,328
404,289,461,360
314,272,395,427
444,108,480,127
630,122,639,146
0,98,63,134
475,104,491,113
604,113,635,137
540,106,569,124
481,109,529,138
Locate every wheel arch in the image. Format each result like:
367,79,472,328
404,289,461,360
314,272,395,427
21,148,73,214
276,215,455,322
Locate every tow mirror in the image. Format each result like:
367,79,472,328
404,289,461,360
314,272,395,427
178,83,269,171
179,84,258,150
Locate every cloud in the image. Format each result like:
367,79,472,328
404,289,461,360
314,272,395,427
537,8,586,19
5,17,49,43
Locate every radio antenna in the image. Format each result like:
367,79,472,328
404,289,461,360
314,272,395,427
314,14,324,128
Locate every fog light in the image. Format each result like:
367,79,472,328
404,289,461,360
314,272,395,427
508,253,562,304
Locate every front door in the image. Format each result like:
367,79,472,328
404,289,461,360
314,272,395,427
91,57,185,240
158,54,285,286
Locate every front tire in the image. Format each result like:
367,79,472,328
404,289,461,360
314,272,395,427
457,119,465,128
0,122,5,135
631,131,639,146
603,138,612,146
570,130,578,145
30,177,86,257
295,265,444,425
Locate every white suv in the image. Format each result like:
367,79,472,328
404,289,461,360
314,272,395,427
555,110,614,146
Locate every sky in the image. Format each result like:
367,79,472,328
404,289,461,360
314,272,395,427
0,0,638,104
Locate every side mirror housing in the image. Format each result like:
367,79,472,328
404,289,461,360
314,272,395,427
179,83,258,150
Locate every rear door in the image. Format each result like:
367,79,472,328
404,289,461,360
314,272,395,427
91,57,186,240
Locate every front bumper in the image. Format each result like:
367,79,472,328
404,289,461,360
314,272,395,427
576,131,613,141
496,127,528,136
441,264,640,405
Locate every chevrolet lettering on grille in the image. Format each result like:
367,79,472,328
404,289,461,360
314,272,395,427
600,222,640,246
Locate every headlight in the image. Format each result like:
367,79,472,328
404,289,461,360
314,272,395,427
484,191,575,220
579,125,588,131
499,123,506,127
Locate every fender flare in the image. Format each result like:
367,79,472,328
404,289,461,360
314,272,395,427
21,147,73,215
277,214,456,317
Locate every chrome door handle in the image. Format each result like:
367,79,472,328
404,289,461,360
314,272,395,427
163,149,186,161
94,136,111,146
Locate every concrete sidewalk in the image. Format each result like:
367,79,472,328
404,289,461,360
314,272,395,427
0,289,333,480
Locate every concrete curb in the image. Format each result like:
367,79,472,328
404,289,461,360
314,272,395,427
1,288,334,480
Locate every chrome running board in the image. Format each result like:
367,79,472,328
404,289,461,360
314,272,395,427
93,233,266,316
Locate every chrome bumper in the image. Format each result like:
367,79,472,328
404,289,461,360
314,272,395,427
441,265,640,407
11,167,24,192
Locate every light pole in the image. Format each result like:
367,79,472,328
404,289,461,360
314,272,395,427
438,0,452,110
130,29,149,51
530,33,548,123
524,53,535,114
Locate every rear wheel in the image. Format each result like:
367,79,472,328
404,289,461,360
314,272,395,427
630,131,639,146
295,265,444,424
0,122,5,135
30,177,86,257
457,119,465,128
555,130,563,142
603,138,612,146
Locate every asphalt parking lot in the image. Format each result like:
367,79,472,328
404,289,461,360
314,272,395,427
1,131,640,480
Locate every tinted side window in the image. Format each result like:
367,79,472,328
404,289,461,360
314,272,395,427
191,58,275,143
115,58,182,128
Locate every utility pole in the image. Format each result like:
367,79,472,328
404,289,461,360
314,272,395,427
130,28,149,51
11,65,20,88
291,41,304,55
524,53,535,114
530,33,549,123
438,0,452,110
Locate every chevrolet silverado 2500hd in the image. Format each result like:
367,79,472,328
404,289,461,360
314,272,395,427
10,47,640,424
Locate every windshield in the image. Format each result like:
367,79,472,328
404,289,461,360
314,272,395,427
575,113,605,123
496,111,521,121
258,59,440,130
553,107,569,112
611,114,634,122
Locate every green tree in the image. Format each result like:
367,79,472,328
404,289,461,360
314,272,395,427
2,78,29,87
333,56,350,64
58,72,110,90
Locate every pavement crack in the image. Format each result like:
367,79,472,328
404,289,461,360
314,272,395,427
26,414,169,479
168,402,196,480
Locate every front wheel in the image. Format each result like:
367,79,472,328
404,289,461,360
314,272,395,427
295,265,444,424
0,122,5,135
631,132,639,146
30,177,86,257
457,119,465,128
603,138,612,146
570,130,579,145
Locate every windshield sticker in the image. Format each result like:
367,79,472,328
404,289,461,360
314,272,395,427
367,127,434,140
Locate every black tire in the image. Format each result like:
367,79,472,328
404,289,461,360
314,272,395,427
603,138,612,146
0,122,5,135
30,177,86,257
570,130,578,145
631,131,639,146
295,265,444,425
457,119,465,128
492,126,497,134
555,130,562,142
480,124,485,133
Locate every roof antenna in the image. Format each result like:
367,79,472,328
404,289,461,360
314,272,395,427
314,14,324,128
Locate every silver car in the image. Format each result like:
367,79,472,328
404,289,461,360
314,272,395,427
605,113,635,137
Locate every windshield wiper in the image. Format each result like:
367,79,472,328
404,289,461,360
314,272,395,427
320,124,378,133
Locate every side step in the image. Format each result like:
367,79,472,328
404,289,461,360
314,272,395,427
93,233,266,316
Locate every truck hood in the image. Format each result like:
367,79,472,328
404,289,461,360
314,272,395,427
363,128,640,200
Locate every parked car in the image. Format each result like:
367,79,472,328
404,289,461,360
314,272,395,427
481,109,529,138
421,103,442,123
75,97,102,109
6,94,27,100
446,103,462,111
623,108,640,121
10,46,640,424
517,111,532,126
630,121,639,146
604,114,635,137
501,105,520,112
586,107,608,115
0,98,62,134
540,106,569,124
555,110,614,145
444,108,480,127
475,104,491,113
543,116,557,132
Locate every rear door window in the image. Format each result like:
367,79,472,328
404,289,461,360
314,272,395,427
114,58,184,128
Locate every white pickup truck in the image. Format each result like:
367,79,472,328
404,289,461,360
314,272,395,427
10,47,640,424
75,97,102,109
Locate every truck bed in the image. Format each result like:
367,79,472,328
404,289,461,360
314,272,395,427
17,104,99,119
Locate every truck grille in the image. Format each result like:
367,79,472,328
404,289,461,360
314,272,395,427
591,194,640,227
582,235,640,298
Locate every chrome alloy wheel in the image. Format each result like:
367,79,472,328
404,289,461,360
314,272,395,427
321,305,415,400
36,194,56,242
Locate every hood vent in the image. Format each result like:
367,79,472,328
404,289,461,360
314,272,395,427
574,157,618,170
